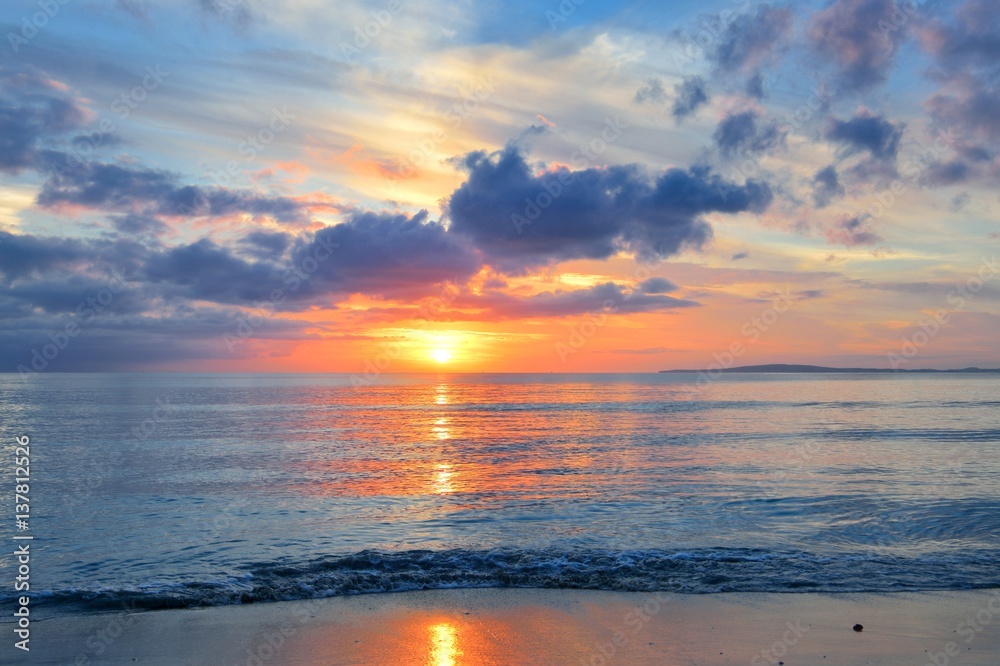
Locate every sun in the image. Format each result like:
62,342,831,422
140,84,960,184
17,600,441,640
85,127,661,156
431,348,453,364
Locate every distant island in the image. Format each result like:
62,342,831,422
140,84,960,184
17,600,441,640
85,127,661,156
660,364,1000,373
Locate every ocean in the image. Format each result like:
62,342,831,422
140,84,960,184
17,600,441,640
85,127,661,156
1,373,998,617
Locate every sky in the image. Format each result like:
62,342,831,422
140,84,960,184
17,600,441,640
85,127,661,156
1,0,998,374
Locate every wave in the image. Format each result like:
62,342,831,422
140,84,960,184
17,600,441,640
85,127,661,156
6,547,1000,615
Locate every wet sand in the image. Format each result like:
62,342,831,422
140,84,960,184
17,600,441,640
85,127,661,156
7,588,1000,665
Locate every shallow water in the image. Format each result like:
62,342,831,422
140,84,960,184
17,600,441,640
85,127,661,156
1,373,998,614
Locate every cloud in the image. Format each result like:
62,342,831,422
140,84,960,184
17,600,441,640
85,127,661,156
0,231,144,283
920,0,1000,75
460,282,699,319
294,210,481,300
36,159,306,223
731,251,749,261
807,0,909,91
447,144,772,272
812,164,844,207
634,78,668,105
109,213,170,237
709,5,794,76
744,72,766,100
920,1,1000,179
921,158,975,187
713,110,785,158
239,230,293,258
825,109,904,161
638,277,678,294
138,210,480,305
671,76,710,120
825,214,883,247
0,66,89,173
143,238,285,304
196,0,254,33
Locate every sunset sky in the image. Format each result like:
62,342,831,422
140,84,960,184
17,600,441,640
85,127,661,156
1,0,998,373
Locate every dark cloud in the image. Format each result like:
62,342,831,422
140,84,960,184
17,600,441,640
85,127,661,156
110,213,170,237
36,160,306,223
710,5,794,75
447,144,772,272
0,231,147,284
826,110,904,161
808,0,909,91
731,251,749,261
239,230,293,258
825,214,882,247
457,282,699,320
921,158,974,187
812,164,844,208
0,305,322,372
927,87,1000,140
713,110,785,158
143,238,284,304
137,211,479,305
921,0,1000,75
294,211,481,300
638,277,678,294
671,76,710,120
0,67,88,173
744,72,766,100
0,231,89,283
3,210,479,314
921,2,1000,164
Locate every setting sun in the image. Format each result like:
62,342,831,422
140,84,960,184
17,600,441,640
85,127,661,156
431,348,453,364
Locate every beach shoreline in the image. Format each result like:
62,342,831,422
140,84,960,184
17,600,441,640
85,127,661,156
4,588,999,665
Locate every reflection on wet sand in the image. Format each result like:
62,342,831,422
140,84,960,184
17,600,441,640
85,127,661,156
428,622,460,666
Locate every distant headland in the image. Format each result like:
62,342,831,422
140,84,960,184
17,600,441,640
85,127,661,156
659,364,1000,374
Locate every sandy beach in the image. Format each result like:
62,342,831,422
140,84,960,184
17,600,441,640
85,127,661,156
4,588,997,665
